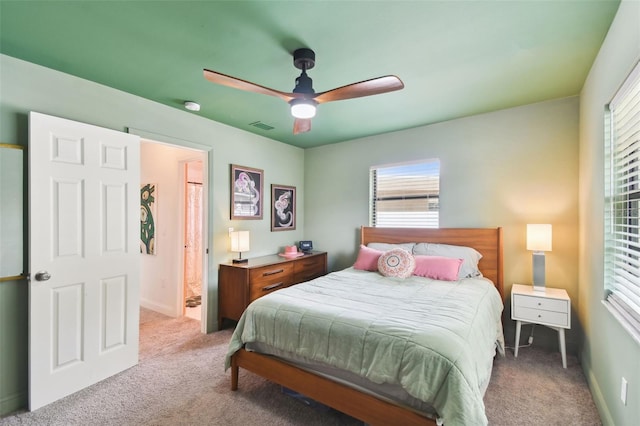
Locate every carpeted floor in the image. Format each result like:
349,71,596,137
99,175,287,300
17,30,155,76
485,344,600,425
1,308,601,425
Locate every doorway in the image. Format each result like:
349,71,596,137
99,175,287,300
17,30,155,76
183,161,203,321
139,140,208,328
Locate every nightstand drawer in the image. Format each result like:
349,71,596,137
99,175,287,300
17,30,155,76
513,306,569,328
513,294,568,313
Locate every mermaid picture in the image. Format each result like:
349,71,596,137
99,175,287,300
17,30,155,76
231,165,263,220
140,183,156,254
271,184,296,231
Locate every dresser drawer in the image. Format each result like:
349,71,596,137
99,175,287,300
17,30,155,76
293,255,326,283
249,263,294,302
513,305,569,328
513,294,568,313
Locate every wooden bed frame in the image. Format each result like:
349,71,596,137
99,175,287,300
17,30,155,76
230,226,504,425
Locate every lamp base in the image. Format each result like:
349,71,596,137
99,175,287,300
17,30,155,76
532,251,546,289
532,285,547,293
232,258,248,264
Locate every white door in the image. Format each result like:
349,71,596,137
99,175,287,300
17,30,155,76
28,112,140,410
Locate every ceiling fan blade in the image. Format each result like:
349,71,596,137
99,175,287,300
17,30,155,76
203,69,296,102
293,118,312,135
314,75,404,104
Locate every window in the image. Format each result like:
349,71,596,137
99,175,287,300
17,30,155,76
604,60,640,344
370,159,439,228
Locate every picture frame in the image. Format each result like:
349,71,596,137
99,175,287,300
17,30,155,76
271,184,296,231
140,183,157,255
231,164,263,220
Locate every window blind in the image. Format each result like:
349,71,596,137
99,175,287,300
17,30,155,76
370,159,439,228
604,60,640,342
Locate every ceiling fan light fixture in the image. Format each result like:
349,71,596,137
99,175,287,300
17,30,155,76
290,98,317,119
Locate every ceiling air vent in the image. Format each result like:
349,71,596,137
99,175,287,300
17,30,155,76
249,121,274,131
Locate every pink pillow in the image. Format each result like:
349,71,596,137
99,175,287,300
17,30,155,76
353,245,383,271
413,255,463,281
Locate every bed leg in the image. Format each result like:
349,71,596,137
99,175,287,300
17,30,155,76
231,355,239,391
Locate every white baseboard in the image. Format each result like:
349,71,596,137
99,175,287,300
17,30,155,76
140,298,177,317
585,365,614,426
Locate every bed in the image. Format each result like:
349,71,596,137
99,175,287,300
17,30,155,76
225,226,504,425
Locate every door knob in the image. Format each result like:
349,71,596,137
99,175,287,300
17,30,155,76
34,271,51,281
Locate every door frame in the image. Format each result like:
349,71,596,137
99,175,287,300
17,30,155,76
178,159,206,326
129,128,212,333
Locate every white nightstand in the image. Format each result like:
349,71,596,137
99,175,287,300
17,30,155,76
511,284,571,368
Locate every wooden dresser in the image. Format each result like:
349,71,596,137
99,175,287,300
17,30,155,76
218,251,327,329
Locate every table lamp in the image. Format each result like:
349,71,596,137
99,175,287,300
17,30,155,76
230,230,250,264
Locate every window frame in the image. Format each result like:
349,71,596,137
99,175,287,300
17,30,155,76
369,158,440,228
603,59,640,345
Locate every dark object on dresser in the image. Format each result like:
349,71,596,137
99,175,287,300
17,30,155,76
298,240,313,252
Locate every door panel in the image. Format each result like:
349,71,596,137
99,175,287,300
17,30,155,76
53,179,84,257
52,283,84,369
29,112,140,410
103,183,127,252
101,275,127,350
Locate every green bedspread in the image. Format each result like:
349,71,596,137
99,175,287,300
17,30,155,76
226,268,504,425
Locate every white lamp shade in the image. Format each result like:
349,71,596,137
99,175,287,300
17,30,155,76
527,224,552,252
230,230,250,252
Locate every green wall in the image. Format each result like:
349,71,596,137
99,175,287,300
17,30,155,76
0,54,306,414
578,0,640,424
0,278,27,415
305,96,581,354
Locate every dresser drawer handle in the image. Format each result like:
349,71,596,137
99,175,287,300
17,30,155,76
263,269,284,277
262,282,284,291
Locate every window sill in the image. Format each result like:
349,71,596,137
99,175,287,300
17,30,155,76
601,300,640,346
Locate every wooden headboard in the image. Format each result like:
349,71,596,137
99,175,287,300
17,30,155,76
361,226,504,299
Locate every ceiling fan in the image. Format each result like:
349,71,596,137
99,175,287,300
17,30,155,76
203,48,404,134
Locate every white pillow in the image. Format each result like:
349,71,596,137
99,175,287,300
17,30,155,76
367,242,415,253
412,243,482,279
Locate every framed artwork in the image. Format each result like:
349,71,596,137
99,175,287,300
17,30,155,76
140,183,157,255
271,184,296,231
231,164,263,220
